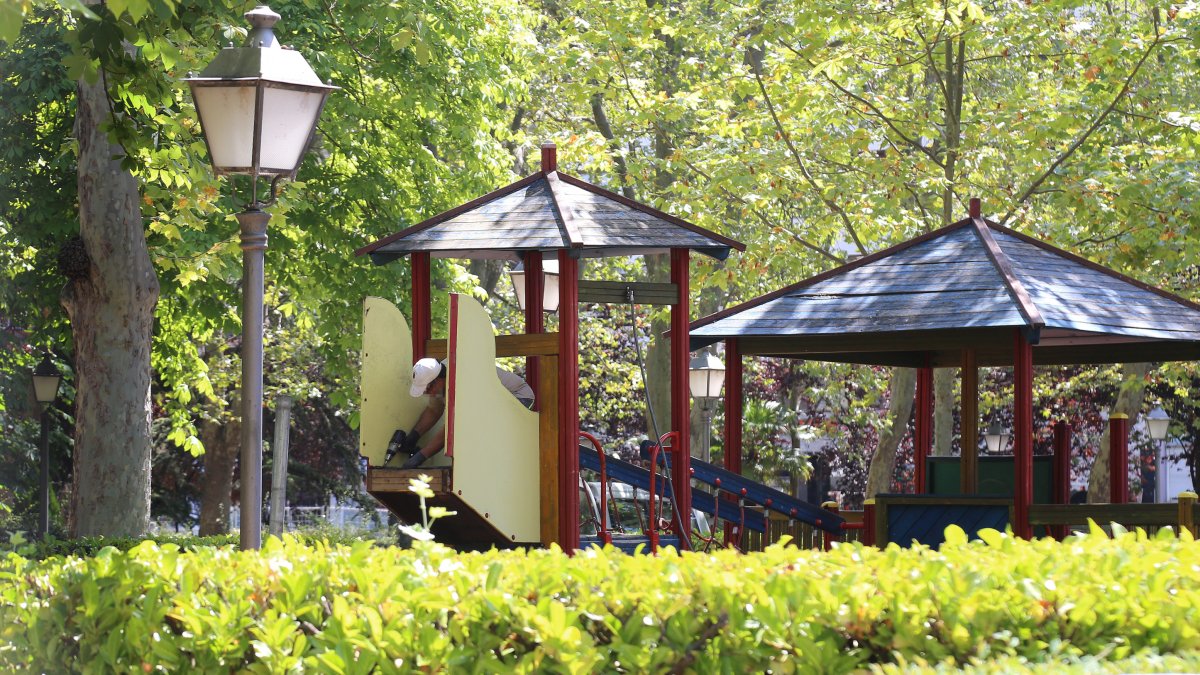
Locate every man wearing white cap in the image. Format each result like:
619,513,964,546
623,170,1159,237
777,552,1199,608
398,357,534,469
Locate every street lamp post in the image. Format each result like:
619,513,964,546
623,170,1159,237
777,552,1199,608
1146,406,1170,503
688,351,725,464
187,5,335,549
32,352,62,539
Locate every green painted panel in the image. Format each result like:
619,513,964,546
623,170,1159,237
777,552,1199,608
927,455,1056,503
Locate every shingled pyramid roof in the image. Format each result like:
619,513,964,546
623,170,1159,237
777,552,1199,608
691,214,1200,367
356,163,743,264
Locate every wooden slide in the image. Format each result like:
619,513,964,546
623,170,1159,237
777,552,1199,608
360,295,541,547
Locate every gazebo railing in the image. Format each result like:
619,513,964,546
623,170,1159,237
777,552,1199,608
1029,493,1198,539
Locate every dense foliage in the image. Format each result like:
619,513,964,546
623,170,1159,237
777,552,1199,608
1,527,1198,672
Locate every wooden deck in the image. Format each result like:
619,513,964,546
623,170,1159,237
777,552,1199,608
366,467,521,550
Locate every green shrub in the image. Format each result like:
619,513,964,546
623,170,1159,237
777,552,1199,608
1,525,1197,673
6,532,239,560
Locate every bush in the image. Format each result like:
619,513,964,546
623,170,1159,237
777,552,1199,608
1,525,1197,672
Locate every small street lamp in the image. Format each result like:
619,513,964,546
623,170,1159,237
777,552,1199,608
509,259,561,313
984,420,1010,455
688,351,725,463
32,352,61,539
187,5,335,549
1146,406,1170,503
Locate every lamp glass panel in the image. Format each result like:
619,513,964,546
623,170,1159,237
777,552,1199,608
258,85,325,173
542,270,560,313
509,268,528,311
192,85,257,170
1147,417,1170,440
32,375,60,404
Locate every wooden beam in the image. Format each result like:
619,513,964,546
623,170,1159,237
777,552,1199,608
525,251,544,406
1014,329,1034,539
557,251,580,550
539,355,560,547
669,248,692,538
723,339,744,548
914,366,933,494
1109,415,1130,504
961,350,978,494
411,252,431,360
577,281,679,305
425,333,560,360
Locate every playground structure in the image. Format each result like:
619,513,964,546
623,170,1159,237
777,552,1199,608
357,145,1199,552
692,198,1200,545
357,143,852,551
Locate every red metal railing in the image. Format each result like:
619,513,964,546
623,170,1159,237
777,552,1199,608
578,432,612,546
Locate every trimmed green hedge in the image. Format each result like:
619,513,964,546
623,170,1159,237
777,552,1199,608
1,525,1197,672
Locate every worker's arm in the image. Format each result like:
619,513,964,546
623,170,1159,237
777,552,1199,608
409,397,446,459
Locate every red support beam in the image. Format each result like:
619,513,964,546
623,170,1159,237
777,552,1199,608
670,248,692,538
1109,414,1130,504
557,251,580,551
411,252,431,360
1052,420,1073,540
1013,329,1034,539
524,252,543,406
723,339,743,547
914,366,933,493
1053,421,1072,505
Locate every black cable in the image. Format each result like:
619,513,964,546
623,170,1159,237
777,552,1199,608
626,287,691,551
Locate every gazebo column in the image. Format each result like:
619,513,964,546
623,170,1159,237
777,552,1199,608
961,350,978,494
411,252,431,359
914,365,933,493
524,251,544,404
1013,329,1034,539
670,247,692,537
557,250,580,550
723,338,743,546
1109,414,1130,504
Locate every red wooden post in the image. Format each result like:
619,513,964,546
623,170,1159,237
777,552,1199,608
862,499,876,547
410,252,431,360
1109,414,1130,504
969,197,982,219
914,366,933,493
723,338,743,546
1013,330,1034,539
821,501,840,551
541,142,557,173
670,248,692,538
1053,421,1071,505
1052,420,1072,540
557,250,580,550
524,251,543,406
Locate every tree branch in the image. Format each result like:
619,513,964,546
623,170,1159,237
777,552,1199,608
1001,31,1164,224
751,67,865,253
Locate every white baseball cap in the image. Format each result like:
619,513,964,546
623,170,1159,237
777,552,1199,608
410,358,444,397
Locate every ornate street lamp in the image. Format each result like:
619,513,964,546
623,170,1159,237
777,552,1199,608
1146,406,1170,503
187,5,335,549
32,352,62,539
509,259,561,313
688,351,725,463
984,421,1010,455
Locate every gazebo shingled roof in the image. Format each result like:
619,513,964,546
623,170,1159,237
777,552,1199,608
356,169,744,264
690,213,1200,368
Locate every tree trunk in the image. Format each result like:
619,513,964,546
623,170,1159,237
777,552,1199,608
866,368,917,498
1087,362,1150,502
61,58,159,537
932,368,956,456
198,415,240,536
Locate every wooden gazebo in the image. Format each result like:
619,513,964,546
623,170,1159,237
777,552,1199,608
356,144,744,549
691,199,1200,538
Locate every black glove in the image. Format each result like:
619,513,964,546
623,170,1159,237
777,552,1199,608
401,452,426,470
400,430,420,456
